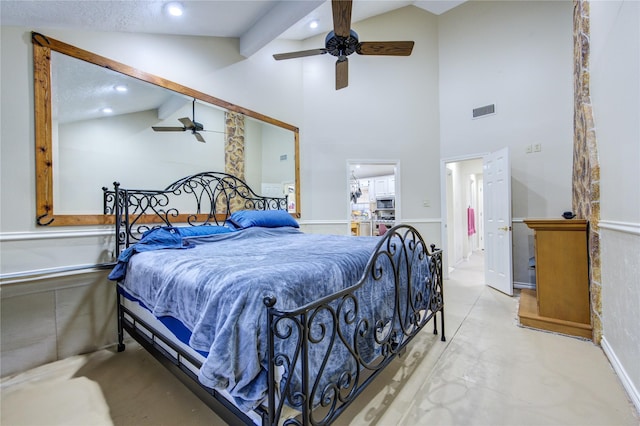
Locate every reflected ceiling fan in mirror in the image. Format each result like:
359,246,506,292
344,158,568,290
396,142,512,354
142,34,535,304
152,99,223,143
273,0,414,90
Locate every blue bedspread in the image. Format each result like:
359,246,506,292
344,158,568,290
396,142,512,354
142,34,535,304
119,226,427,410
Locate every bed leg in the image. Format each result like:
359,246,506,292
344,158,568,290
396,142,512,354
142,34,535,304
116,288,126,352
440,308,446,342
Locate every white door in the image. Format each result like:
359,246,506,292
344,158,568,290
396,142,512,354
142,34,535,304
483,147,513,295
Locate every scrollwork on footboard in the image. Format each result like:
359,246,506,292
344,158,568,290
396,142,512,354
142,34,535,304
264,225,444,426
103,171,287,255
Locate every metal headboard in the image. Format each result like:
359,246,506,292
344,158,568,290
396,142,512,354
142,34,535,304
103,171,287,256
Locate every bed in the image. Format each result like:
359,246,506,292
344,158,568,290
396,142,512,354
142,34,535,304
103,171,444,425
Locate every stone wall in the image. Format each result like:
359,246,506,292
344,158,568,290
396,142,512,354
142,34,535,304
225,111,246,180
573,0,601,343
222,111,246,212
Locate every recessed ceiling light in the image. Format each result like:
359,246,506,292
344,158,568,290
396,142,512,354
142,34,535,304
101,107,113,114
114,85,127,92
166,2,183,17
309,20,318,29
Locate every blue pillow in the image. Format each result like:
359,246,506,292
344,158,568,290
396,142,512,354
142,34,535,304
229,209,299,229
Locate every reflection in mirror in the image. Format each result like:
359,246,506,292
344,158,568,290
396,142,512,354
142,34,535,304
33,32,300,226
54,51,226,215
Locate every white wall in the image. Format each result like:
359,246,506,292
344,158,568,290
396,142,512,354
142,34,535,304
57,108,227,214
438,0,574,284
589,0,640,412
299,6,441,240
447,162,464,265
260,124,296,185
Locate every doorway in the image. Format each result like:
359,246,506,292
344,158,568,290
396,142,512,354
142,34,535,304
441,148,513,295
346,160,400,237
442,157,484,277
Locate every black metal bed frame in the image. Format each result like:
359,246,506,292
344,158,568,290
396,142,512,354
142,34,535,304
104,171,444,426
103,171,288,256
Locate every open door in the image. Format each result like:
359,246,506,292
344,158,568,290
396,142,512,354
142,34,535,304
483,147,513,295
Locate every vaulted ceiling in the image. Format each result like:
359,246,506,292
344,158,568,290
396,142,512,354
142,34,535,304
0,0,466,57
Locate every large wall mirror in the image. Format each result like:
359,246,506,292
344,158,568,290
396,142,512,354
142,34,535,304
32,32,300,226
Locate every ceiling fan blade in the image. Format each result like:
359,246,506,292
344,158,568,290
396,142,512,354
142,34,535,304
178,117,195,129
356,41,415,56
152,126,186,132
336,57,348,90
194,132,206,143
332,0,352,38
273,48,328,60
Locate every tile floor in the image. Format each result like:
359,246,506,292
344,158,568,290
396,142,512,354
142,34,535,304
1,251,638,425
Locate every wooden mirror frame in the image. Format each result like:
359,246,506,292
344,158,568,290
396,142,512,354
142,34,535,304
32,32,300,226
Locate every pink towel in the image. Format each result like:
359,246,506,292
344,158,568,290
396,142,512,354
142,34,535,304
379,224,388,236
467,207,476,236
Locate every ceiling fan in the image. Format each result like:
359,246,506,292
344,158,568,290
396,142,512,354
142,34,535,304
152,99,222,143
273,0,414,90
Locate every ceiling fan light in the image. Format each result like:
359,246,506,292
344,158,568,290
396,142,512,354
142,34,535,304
166,2,183,17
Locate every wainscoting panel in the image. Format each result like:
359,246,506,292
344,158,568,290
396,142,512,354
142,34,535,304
1,270,116,377
600,222,640,414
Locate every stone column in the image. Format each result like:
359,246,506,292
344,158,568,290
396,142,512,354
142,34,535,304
223,111,246,212
573,0,601,343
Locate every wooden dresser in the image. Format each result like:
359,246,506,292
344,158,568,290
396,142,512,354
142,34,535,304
519,219,592,339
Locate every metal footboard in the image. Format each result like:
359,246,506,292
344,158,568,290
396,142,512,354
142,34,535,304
264,224,444,425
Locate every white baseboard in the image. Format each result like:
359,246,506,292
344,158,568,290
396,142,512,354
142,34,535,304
514,281,535,290
601,336,640,415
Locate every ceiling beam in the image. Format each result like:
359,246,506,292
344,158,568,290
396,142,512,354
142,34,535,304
239,0,324,58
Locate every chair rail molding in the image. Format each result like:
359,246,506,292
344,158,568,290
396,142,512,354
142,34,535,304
0,229,112,242
599,220,640,235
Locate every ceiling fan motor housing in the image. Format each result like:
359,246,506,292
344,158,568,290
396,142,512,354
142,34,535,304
325,30,359,57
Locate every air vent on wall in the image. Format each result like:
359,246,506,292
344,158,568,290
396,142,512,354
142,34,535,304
472,104,496,118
